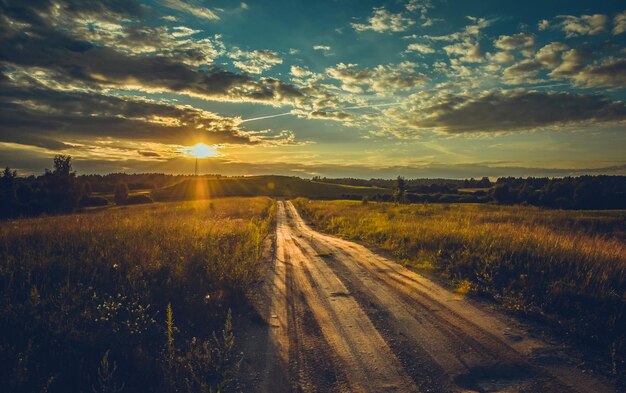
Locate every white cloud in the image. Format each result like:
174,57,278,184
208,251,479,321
326,62,428,95
352,7,415,33
557,14,608,37
535,42,569,68
229,49,283,74
406,43,434,54
538,19,550,31
170,26,201,38
160,0,220,20
614,11,626,35
313,45,331,51
494,32,535,57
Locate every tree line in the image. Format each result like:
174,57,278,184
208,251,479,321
489,176,626,209
0,156,155,219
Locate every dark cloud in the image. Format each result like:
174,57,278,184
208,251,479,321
0,72,253,148
139,151,161,157
0,0,303,105
571,57,626,88
398,89,626,133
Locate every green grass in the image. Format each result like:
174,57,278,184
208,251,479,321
0,197,275,393
151,175,390,201
292,198,626,367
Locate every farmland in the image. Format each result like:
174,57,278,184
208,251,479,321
0,197,275,393
292,199,626,370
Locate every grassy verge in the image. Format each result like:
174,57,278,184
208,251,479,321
292,198,626,372
0,197,275,393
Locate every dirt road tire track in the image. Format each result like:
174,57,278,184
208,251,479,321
246,200,616,393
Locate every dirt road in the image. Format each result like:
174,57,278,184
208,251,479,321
240,200,616,392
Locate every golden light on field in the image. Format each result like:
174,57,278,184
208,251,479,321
186,143,217,158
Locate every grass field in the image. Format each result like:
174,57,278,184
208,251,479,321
151,175,391,201
292,198,626,366
0,197,275,393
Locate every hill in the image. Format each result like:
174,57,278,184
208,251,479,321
151,175,391,201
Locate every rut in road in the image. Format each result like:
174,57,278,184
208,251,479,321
255,200,615,393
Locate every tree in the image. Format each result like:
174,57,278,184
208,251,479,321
0,167,19,218
2,166,17,187
394,176,406,203
43,155,81,213
53,155,73,177
114,183,129,205
491,184,512,204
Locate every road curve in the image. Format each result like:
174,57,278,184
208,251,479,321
256,200,615,393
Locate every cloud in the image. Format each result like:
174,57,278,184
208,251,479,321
493,32,535,57
313,45,331,51
570,57,626,89
538,19,550,31
502,60,543,84
290,108,354,123
428,17,491,63
443,40,483,63
352,7,415,33
614,11,626,35
0,3,302,106
229,49,283,74
549,48,586,77
557,14,608,37
326,62,428,95
405,0,435,27
387,89,626,133
487,51,515,64
159,0,220,21
406,43,435,54
535,42,569,68
0,73,255,149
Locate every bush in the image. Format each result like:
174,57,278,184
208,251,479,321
79,195,109,207
124,194,153,205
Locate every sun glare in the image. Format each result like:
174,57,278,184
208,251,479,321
187,143,216,158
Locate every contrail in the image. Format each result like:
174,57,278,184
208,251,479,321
240,101,405,123
239,112,293,123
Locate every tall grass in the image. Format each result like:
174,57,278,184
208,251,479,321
293,199,626,367
0,197,275,392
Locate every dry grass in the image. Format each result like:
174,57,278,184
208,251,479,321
0,197,275,392
293,198,626,364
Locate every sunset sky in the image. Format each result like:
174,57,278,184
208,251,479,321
1,0,625,178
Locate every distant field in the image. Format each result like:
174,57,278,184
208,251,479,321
292,199,626,361
151,175,391,201
0,198,275,393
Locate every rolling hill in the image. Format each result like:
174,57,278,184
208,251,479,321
151,175,391,201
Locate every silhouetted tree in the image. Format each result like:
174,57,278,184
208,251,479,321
394,176,406,203
114,183,129,205
43,155,81,213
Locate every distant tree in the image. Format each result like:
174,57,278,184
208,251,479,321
0,166,19,218
114,183,129,205
477,177,491,188
2,166,17,187
394,176,406,203
491,184,513,204
44,155,81,213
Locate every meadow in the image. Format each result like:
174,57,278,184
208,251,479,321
292,198,626,369
0,197,275,393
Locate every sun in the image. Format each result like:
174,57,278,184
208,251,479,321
187,143,216,158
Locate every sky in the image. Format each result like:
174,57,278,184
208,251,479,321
1,0,625,178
